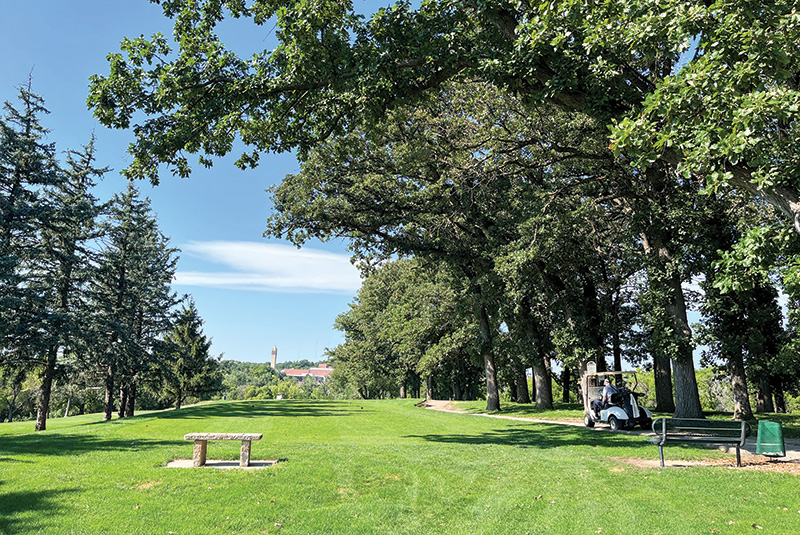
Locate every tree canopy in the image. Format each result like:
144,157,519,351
89,0,800,229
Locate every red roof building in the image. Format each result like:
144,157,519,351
282,363,333,383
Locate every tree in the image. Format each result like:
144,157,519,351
30,139,105,430
90,182,179,420
331,258,481,401
160,300,221,409
0,82,59,390
89,0,800,233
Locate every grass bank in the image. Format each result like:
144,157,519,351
1,400,798,534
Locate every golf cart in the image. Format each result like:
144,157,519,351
581,361,653,431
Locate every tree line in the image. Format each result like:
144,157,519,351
88,0,800,419
0,84,221,429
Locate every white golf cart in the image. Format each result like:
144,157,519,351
581,361,653,431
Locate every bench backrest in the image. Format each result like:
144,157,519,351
652,417,750,439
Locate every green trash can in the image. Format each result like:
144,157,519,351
756,420,785,458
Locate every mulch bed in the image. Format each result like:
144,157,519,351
612,456,800,474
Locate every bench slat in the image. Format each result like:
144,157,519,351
184,433,262,441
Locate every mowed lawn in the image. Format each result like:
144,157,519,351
1,400,798,534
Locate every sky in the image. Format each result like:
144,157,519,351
0,1,393,364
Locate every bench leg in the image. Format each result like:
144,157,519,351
240,440,251,467
736,446,742,467
658,445,665,468
193,440,208,467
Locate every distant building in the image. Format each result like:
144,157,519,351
270,346,277,369
282,363,333,383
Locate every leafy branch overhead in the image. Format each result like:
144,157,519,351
89,0,800,227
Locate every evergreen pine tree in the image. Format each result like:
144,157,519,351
30,138,106,430
161,300,221,410
0,82,60,424
90,182,179,420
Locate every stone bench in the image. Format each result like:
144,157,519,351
184,433,263,467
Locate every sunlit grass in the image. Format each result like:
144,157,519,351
1,400,798,534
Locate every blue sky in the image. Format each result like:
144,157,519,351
0,1,395,364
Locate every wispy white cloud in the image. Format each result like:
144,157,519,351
174,241,362,294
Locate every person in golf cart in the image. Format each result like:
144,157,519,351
591,378,618,415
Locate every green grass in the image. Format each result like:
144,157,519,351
1,400,798,534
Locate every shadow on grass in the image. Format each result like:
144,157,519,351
0,485,79,534
408,424,653,452
152,400,364,420
0,433,183,458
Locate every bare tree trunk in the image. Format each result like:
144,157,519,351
729,350,753,420
8,388,19,423
561,367,571,403
118,383,128,419
126,380,136,417
653,352,675,413
477,303,500,411
532,360,553,409
507,373,517,402
756,375,775,413
103,365,114,422
612,330,622,372
666,276,703,418
515,365,531,404
35,346,59,431
64,390,71,418
772,376,786,413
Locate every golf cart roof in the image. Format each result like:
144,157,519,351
583,370,638,378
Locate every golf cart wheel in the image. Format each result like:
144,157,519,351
608,415,621,431
584,413,595,428
640,420,652,430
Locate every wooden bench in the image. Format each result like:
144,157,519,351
184,433,263,467
649,418,751,467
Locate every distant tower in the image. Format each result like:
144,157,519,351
271,346,277,369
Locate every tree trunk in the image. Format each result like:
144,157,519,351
425,376,433,400
64,390,71,418
8,388,19,423
672,358,703,418
581,278,606,369
35,346,59,431
507,372,517,402
477,303,500,411
728,349,753,420
515,365,531,404
103,365,114,421
118,383,128,419
400,384,406,399
652,352,675,413
612,330,622,372
532,360,553,410
666,276,703,418
561,366,571,403
756,375,774,413
772,376,786,413
126,380,136,417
